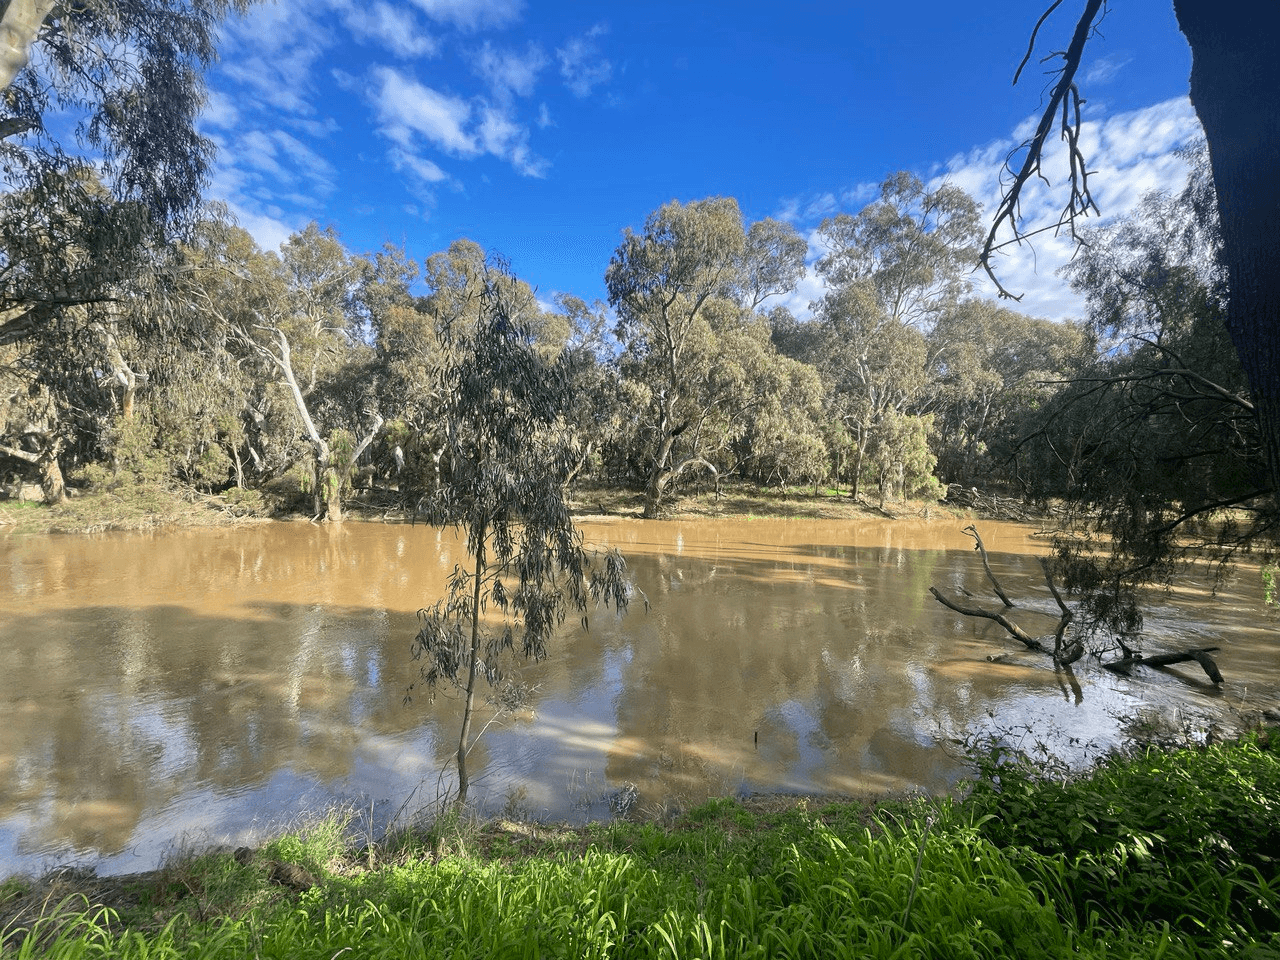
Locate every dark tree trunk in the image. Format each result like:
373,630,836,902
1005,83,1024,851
1175,0,1280,502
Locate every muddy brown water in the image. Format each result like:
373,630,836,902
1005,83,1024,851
1,518,1275,876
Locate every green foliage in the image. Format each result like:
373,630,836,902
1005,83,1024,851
258,809,354,879
1018,150,1275,640
965,733,1280,945
410,265,629,804
10,739,1280,958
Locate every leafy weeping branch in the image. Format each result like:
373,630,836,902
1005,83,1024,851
407,264,630,807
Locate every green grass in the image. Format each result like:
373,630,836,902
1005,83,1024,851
5,736,1280,958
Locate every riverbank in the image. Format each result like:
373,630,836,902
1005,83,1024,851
0,477,979,536
4,734,1277,958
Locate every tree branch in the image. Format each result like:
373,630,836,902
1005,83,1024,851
964,524,1015,607
979,0,1105,299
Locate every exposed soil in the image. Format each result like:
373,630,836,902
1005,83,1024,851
1,479,990,537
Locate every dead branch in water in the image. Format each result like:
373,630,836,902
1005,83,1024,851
933,526,1224,683
931,527,1079,664
929,587,1045,651
1103,647,1224,685
963,524,1014,608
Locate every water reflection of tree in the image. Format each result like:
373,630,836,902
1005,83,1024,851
0,525,469,861
603,541,1067,805
2,521,1233,869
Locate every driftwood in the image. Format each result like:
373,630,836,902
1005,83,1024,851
929,586,1045,651
945,484,1043,522
933,527,1227,685
931,527,1080,664
1102,647,1224,684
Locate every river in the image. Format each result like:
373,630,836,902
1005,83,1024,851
1,517,1274,877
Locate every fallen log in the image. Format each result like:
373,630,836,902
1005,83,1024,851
930,536,1080,664
928,586,1044,651
1102,647,1224,684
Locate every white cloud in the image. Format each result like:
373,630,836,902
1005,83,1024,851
389,147,451,186
1084,54,1132,85
779,97,1204,324
473,41,547,98
200,89,239,129
217,3,331,115
944,97,1203,320
269,130,338,193
368,66,548,183
341,1,439,59
409,0,523,32
478,103,548,177
557,24,612,98
238,130,287,177
536,102,553,129
371,66,478,156
227,202,297,255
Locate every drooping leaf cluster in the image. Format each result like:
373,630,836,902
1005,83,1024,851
407,265,629,803
1015,150,1275,640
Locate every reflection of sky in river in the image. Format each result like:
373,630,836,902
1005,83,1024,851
1,519,1274,876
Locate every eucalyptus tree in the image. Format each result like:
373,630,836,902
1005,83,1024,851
1,0,252,496
409,268,629,807
605,197,744,515
735,217,808,311
543,292,626,487
803,173,984,502
1,0,252,348
808,281,933,502
0,173,167,501
0,0,248,218
927,299,1089,485
370,238,557,498
606,196,812,515
235,223,381,521
816,172,982,332
166,216,296,487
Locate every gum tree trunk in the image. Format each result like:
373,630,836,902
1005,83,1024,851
1175,0,1280,502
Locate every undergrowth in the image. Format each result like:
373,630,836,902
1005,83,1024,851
4,735,1280,958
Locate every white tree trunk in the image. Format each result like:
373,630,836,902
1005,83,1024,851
1,0,56,92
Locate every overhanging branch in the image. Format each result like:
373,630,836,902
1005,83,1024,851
979,0,1106,300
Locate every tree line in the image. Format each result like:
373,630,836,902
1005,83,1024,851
2,170,1101,521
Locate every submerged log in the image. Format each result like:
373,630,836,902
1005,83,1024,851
928,587,1044,651
1102,647,1224,684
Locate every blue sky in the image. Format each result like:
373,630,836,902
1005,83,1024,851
202,0,1202,323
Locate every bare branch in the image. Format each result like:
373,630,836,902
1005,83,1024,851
928,587,1045,650
1014,0,1066,86
963,524,1015,607
979,0,1106,299
1040,557,1078,661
